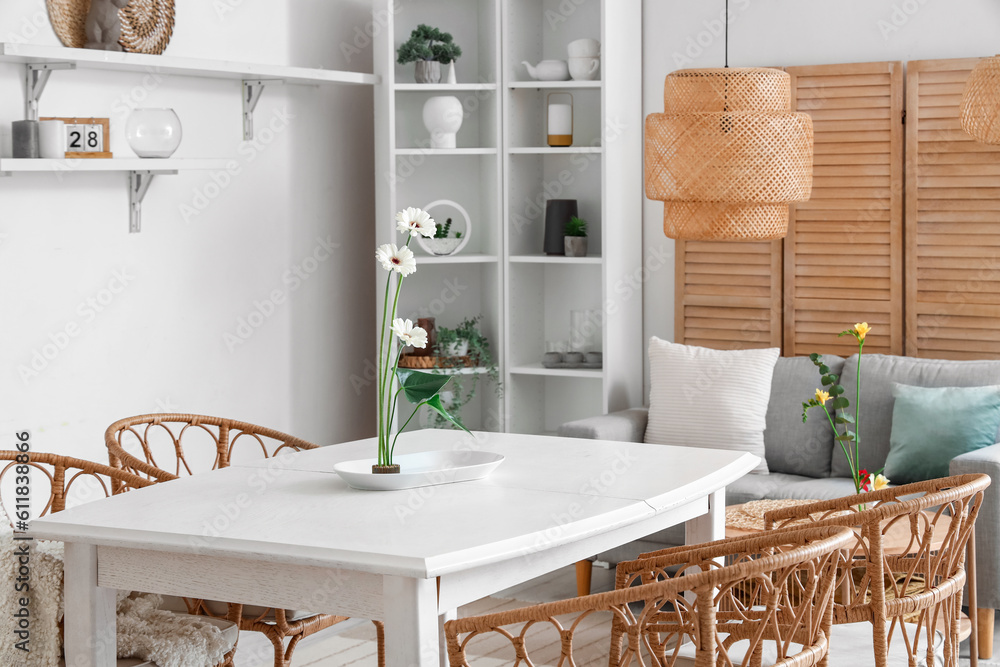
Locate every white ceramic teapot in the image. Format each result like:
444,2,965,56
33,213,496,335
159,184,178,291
522,60,570,81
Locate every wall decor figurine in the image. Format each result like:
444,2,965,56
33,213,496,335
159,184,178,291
85,0,129,51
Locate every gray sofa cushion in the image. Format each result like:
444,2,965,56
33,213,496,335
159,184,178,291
765,356,844,478
832,354,1000,478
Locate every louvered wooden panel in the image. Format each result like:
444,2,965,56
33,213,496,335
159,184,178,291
783,62,904,357
906,58,1000,359
674,239,782,350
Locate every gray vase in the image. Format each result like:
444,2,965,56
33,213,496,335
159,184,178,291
564,236,588,257
415,61,441,84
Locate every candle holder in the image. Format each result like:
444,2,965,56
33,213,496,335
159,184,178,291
547,92,574,147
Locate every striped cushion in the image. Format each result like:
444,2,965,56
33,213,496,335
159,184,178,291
645,338,778,474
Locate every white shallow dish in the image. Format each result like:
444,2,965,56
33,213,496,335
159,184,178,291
333,450,505,491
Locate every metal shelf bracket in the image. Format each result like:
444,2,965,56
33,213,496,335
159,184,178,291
25,63,75,120
242,79,285,140
129,169,177,233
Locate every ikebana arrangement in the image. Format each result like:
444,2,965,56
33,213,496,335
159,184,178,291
800,322,889,496
396,24,463,84
375,207,471,473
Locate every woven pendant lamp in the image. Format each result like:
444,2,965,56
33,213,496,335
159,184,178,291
961,56,1000,144
645,67,814,241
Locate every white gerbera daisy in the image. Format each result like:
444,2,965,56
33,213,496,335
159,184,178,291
375,243,417,276
392,318,428,348
395,207,436,238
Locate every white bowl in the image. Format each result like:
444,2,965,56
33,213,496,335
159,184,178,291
568,38,600,58
126,108,182,158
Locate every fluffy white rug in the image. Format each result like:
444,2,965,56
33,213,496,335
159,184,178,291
0,505,227,667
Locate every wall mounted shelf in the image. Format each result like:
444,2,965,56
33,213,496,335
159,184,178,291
415,254,499,264
508,147,603,155
509,364,604,379
0,158,230,233
0,42,378,138
394,148,498,156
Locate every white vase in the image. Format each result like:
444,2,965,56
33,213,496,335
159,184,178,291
447,61,457,84
422,96,464,149
126,108,182,158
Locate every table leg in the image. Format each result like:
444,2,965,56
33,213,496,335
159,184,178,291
384,575,440,667
64,543,117,667
686,488,725,545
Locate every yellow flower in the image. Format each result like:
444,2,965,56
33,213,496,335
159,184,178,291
814,389,830,403
873,474,890,490
853,322,871,341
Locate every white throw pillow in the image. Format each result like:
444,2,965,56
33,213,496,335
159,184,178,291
645,337,778,474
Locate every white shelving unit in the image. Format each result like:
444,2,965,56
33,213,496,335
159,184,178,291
374,0,505,434
0,42,378,232
374,0,642,436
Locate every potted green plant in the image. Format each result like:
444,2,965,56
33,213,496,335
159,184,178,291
424,217,464,256
430,316,502,429
564,215,588,257
396,24,463,84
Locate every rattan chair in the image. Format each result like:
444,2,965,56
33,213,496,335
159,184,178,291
446,525,852,666
104,413,385,667
0,451,239,667
763,473,990,667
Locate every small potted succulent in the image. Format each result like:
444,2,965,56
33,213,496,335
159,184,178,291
396,24,463,84
424,218,463,256
564,215,588,257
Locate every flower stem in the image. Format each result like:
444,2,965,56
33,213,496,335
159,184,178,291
855,339,863,491
376,272,393,465
823,404,859,493
391,402,426,459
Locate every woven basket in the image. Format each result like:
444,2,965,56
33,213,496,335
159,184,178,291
961,56,1000,144
47,0,174,54
47,0,89,49
645,67,814,241
398,355,473,369
119,0,175,54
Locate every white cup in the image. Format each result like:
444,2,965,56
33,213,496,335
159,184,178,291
39,120,65,159
568,38,600,58
569,57,600,81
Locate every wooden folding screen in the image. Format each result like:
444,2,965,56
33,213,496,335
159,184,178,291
783,62,904,357
673,61,904,355
673,239,782,350
906,58,1000,359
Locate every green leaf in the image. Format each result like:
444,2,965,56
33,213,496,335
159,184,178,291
396,369,452,404
831,396,850,410
835,432,856,442
820,374,838,386
836,414,855,424
423,394,472,435
818,365,830,375
809,353,820,363
829,384,845,396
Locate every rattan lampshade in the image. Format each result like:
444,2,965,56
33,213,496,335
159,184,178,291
645,68,814,241
961,56,1000,144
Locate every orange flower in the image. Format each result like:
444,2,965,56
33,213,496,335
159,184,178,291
814,389,830,404
853,322,871,341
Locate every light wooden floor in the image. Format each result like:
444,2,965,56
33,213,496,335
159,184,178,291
233,564,993,666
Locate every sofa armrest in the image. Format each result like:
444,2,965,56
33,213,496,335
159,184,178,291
951,443,1000,609
558,408,649,443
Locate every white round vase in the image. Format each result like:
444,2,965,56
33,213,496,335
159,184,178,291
126,108,183,158
422,96,463,149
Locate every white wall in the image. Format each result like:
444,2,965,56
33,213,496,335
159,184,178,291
0,0,376,462
640,0,1000,396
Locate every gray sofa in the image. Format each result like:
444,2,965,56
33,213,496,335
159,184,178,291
559,353,1000,613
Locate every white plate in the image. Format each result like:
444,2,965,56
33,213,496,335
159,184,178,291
333,450,505,491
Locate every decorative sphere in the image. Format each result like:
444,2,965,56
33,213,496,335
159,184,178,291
126,108,183,158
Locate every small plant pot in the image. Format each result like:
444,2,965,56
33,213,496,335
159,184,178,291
424,238,463,256
372,464,401,474
564,351,585,364
564,236,588,257
415,61,441,84
444,341,470,357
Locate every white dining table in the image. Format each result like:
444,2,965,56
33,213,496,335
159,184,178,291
32,429,759,667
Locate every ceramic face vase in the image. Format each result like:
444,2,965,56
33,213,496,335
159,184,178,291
422,96,464,149
126,108,182,158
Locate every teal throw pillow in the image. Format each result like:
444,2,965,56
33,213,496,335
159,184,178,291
884,383,1000,484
